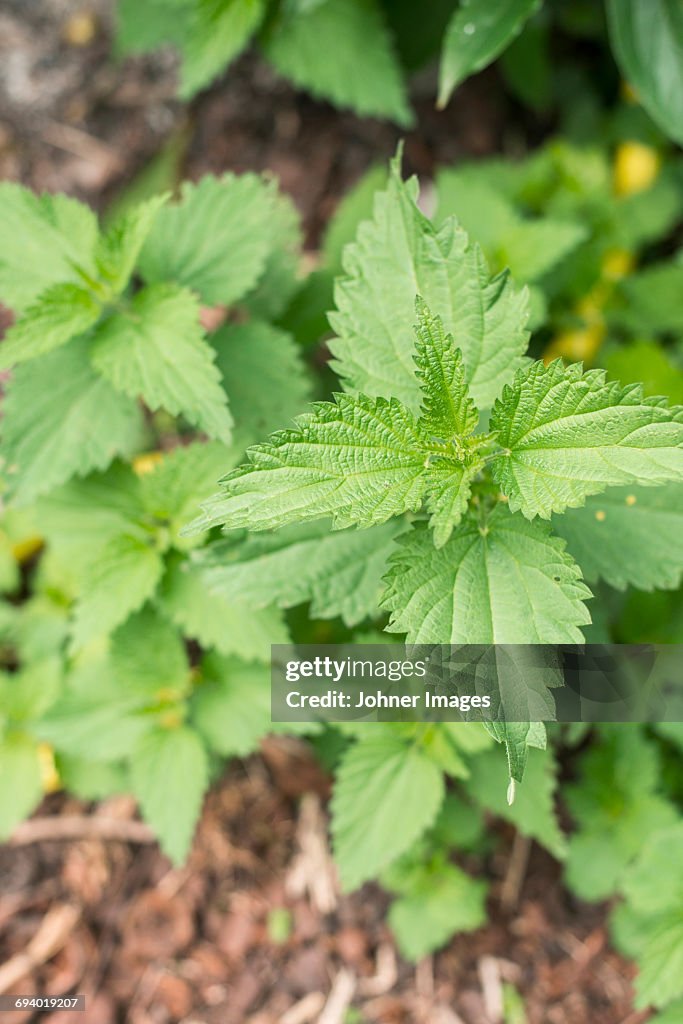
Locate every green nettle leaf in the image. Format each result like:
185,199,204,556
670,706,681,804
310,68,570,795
564,728,677,902
0,734,43,839
193,393,429,532
621,824,683,1009
331,733,445,890
91,283,233,442
554,483,683,591
607,0,683,146
491,361,683,519
484,720,547,786
94,194,168,296
242,191,302,318
467,745,567,859
191,653,271,757
387,861,487,961
180,0,267,98
414,297,479,440
436,171,588,285
329,159,529,412
382,507,592,644
199,520,404,627
38,464,148,573
139,441,240,548
0,284,101,369
0,184,99,311
111,606,189,697
438,0,542,108
70,535,165,650
211,321,312,447
194,302,487,545
1,338,143,505
130,726,209,864
138,174,277,305
263,0,411,125
115,0,191,53
158,554,288,660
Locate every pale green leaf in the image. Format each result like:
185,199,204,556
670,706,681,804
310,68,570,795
331,732,445,890
634,915,683,1009
484,720,546,784
111,606,189,697
0,734,43,838
1,338,143,504
382,507,591,643
38,464,147,574
94,194,168,295
264,0,411,125
607,0,683,146
212,321,312,447
199,519,404,627
424,462,481,548
158,553,287,660
329,159,529,412
623,823,683,916
322,164,388,273
554,483,683,591
192,393,429,532
130,726,209,863
138,173,276,305
91,284,233,442
388,862,487,960
180,0,267,97
466,745,567,858
70,535,165,650
413,297,478,440
140,441,239,545
115,0,191,52
243,191,302,318
0,184,98,311
192,653,271,756
491,360,683,519
435,170,587,284
0,284,101,368
439,0,541,107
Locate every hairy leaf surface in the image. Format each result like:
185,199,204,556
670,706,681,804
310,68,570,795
382,507,591,643
491,361,683,518
92,284,233,442
329,160,529,411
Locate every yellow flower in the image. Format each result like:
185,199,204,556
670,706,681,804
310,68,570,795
133,451,164,476
614,141,660,197
37,743,61,794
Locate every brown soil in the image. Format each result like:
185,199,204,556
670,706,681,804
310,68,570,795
0,741,648,1024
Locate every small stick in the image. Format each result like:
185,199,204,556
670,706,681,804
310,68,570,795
478,956,504,1024
318,969,357,1024
280,992,326,1024
9,816,155,846
0,904,80,994
500,831,532,911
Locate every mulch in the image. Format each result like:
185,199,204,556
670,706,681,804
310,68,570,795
0,739,649,1024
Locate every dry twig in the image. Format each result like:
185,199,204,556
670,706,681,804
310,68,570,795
9,816,155,846
0,904,81,994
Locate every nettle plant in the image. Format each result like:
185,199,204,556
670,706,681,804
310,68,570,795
195,155,683,758
0,171,308,861
1,156,683,997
